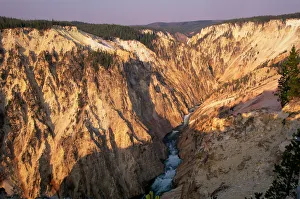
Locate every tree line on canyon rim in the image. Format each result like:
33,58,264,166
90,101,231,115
1,12,300,51
0,16,156,51
224,12,300,25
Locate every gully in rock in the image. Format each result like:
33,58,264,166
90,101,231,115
150,129,182,196
146,108,195,197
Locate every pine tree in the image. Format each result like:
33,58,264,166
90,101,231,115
287,46,300,98
264,130,300,198
246,130,300,199
277,46,300,106
277,61,290,107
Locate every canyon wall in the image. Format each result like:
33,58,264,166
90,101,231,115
0,25,213,198
0,18,299,199
162,19,300,198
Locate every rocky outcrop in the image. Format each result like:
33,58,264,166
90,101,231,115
161,99,300,199
0,18,299,199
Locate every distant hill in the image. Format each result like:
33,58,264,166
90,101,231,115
222,12,300,25
139,12,300,37
142,20,220,37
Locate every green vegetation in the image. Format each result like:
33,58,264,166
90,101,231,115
0,17,157,51
44,51,52,64
215,72,254,94
145,191,160,199
277,46,300,107
0,47,4,64
73,21,138,40
140,20,219,36
0,16,71,30
137,32,157,51
139,12,300,37
224,12,300,25
77,93,85,108
246,130,300,199
87,49,114,71
264,130,300,198
72,22,157,51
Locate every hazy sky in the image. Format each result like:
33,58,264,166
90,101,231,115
0,0,299,25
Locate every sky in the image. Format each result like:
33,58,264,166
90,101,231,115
0,0,299,25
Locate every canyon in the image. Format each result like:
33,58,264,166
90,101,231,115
0,18,299,199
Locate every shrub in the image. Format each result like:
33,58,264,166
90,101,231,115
145,191,160,199
87,50,114,71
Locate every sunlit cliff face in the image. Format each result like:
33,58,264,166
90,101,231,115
0,18,299,199
161,19,300,199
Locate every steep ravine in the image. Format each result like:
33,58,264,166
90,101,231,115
161,19,300,198
0,18,299,199
0,27,205,198
149,110,194,197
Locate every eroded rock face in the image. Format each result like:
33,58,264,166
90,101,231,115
0,18,299,199
0,27,206,198
161,19,300,199
188,19,300,83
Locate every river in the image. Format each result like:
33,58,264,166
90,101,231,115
149,112,193,196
